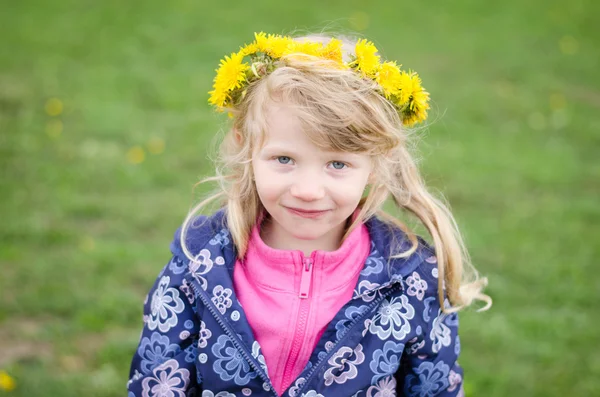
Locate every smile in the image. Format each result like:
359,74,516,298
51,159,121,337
285,207,330,219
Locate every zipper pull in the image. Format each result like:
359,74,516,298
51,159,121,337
299,257,314,299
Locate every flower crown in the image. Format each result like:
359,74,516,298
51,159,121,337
209,32,430,126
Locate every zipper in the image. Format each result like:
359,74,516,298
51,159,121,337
299,257,314,299
281,256,314,389
187,276,279,397
295,283,402,397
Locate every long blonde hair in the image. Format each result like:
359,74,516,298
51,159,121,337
181,35,490,312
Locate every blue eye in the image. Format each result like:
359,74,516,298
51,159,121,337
277,156,292,164
330,161,347,170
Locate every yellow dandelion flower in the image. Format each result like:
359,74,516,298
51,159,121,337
376,61,402,98
265,34,294,58
402,111,420,126
354,39,380,76
239,42,259,57
208,51,249,107
255,32,291,57
45,97,64,116
254,32,269,52
208,87,228,108
409,88,430,113
412,94,430,123
286,41,323,58
0,370,16,391
126,146,145,164
397,71,425,105
397,71,430,125
402,101,429,126
320,38,343,63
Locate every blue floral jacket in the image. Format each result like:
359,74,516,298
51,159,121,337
127,210,464,397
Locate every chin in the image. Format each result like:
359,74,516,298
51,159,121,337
284,227,327,241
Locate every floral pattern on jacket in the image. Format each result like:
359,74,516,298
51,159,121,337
128,210,464,396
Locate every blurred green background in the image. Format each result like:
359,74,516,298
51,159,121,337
1,0,599,395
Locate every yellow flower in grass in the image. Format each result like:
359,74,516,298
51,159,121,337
354,39,380,76
0,370,16,391
320,38,344,64
209,51,249,107
376,61,403,98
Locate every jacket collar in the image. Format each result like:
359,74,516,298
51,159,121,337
171,209,434,299
242,215,371,294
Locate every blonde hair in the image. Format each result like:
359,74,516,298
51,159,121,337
181,35,491,312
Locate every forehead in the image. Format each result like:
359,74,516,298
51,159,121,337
250,100,376,160
261,104,306,144
256,105,371,166
250,103,313,153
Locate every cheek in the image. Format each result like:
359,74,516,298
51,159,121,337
255,181,277,202
332,175,369,203
338,188,366,208
254,171,286,202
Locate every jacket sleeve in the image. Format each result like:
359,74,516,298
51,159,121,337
396,262,464,397
127,255,201,396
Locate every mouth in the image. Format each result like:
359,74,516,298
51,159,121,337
284,206,330,219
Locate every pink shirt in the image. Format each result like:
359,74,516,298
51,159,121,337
233,222,371,395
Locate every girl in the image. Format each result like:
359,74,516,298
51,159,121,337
127,32,490,397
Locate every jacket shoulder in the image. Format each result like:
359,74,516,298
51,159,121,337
366,215,437,279
168,209,229,261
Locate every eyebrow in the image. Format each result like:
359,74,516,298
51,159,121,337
260,145,297,153
260,145,365,162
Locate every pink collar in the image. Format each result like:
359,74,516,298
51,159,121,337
240,216,371,293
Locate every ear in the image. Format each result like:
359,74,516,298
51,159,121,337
367,171,376,185
233,128,243,145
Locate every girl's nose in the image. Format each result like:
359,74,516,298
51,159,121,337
289,176,326,201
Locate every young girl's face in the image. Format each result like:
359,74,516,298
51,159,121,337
252,104,373,252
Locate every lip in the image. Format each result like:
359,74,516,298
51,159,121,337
285,207,330,219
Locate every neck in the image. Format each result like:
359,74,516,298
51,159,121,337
259,216,349,256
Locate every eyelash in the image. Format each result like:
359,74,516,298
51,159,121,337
274,156,348,170
330,161,347,170
276,156,293,165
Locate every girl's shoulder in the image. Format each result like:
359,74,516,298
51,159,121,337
366,214,437,278
366,217,449,321
168,209,231,261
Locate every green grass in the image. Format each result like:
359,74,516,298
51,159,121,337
1,0,599,395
